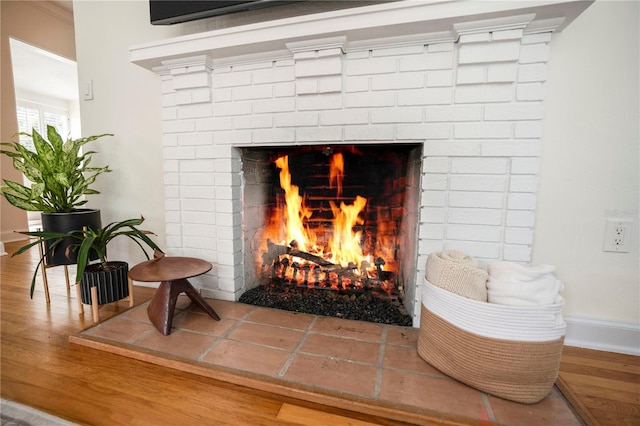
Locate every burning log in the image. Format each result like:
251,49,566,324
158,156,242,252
360,260,371,279
272,259,280,279
375,257,386,277
289,249,333,267
300,264,311,285
291,261,300,281
280,258,289,280
262,239,396,294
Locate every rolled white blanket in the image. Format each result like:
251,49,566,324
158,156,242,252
426,251,488,301
487,262,563,306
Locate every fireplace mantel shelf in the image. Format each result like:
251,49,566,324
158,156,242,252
130,0,592,70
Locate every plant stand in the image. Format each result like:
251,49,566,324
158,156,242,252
37,232,71,304
76,262,135,323
76,278,135,323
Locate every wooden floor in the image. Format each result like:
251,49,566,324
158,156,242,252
556,347,640,426
1,240,639,425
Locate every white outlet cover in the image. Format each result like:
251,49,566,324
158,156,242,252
603,218,633,253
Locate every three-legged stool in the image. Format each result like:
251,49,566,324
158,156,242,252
128,252,220,335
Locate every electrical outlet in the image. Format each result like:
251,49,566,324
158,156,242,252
603,219,633,253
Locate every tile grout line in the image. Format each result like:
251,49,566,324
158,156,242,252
130,327,156,345
277,315,319,378
95,302,158,345
480,393,497,423
299,330,384,343
374,325,389,400
292,351,384,369
196,304,258,361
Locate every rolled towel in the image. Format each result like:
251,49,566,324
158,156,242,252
426,251,488,302
487,262,563,306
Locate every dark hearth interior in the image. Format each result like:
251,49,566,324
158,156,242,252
240,144,422,325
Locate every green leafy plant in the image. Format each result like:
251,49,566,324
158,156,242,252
13,217,163,298
0,125,112,213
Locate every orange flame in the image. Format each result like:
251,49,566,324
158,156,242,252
329,153,344,196
273,152,370,272
275,156,313,250
328,195,367,267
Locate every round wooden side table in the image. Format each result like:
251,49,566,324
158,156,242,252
128,251,220,335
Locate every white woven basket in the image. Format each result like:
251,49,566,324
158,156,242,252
422,278,566,341
418,278,566,404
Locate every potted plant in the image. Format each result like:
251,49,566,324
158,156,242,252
13,216,163,303
0,125,112,265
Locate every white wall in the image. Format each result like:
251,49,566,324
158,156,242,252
73,0,180,264
73,1,639,325
534,0,639,324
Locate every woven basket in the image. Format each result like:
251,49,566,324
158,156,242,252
417,279,566,404
426,251,489,302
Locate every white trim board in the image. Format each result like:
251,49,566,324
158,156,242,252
564,315,640,356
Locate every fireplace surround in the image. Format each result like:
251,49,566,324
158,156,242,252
130,0,592,325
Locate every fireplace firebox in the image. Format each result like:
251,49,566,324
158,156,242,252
239,144,421,323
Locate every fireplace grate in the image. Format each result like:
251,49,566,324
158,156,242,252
262,239,397,295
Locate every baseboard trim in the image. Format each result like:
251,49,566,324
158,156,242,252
564,315,640,356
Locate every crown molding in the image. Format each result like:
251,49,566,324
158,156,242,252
453,14,536,39
286,36,348,54
131,0,594,71
525,17,568,34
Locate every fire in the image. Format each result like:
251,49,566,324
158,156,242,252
254,145,413,301
329,153,344,196
274,153,368,269
328,196,367,268
274,156,313,250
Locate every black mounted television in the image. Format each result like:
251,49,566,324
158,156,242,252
150,0,301,25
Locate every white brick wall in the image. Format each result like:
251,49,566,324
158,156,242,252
158,27,552,325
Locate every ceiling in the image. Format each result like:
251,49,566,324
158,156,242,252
10,38,79,102
10,0,78,102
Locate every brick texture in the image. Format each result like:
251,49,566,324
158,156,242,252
158,29,551,320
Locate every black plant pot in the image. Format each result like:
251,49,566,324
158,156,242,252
80,261,129,305
41,209,101,266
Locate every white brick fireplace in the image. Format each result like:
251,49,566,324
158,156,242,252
130,0,592,325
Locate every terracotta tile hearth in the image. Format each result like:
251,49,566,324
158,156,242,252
71,298,581,425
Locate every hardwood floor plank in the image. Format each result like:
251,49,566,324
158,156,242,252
559,372,640,394
559,380,640,405
561,355,640,375
559,362,640,383
556,375,601,426
580,395,640,417
563,346,640,365
276,403,383,425
586,408,640,426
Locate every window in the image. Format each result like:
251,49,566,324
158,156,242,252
16,101,69,151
